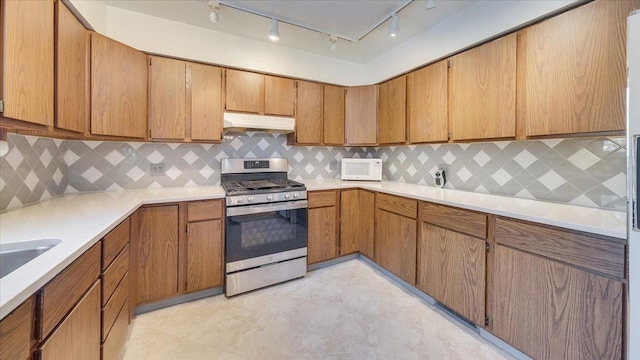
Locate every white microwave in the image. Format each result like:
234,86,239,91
341,158,383,181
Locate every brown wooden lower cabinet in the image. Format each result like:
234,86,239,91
417,223,486,325
0,295,36,360
101,300,130,360
186,218,224,292
131,205,180,305
374,199,417,285
307,191,339,264
39,280,101,360
491,244,623,359
339,189,375,258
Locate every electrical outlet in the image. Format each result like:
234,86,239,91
150,163,166,177
329,160,338,171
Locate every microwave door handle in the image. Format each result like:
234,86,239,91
226,200,308,217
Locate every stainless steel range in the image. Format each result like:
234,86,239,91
221,158,308,296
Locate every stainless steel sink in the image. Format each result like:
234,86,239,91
0,239,62,279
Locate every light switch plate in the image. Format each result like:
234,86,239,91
150,163,166,177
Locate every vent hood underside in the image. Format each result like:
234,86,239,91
223,112,295,133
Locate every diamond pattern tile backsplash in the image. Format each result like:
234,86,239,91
0,133,627,212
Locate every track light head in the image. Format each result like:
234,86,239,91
329,35,337,51
389,14,399,37
269,18,280,41
426,0,436,10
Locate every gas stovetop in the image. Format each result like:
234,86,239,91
221,179,305,195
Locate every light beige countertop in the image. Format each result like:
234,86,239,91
0,186,225,319
0,180,626,319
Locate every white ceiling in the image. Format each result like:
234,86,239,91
103,0,477,64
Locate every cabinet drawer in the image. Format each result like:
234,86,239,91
0,295,36,360
102,245,129,306
308,191,336,208
40,280,101,360
495,218,626,279
376,193,417,219
41,243,101,340
102,273,129,342
101,299,129,360
188,199,223,222
102,218,130,270
419,202,487,239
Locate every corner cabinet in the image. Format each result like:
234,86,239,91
2,0,54,126
345,85,378,145
517,0,632,137
91,33,147,139
378,75,407,145
449,33,516,141
417,202,487,325
291,80,323,145
340,189,374,258
323,85,346,145
489,217,625,359
374,193,417,285
307,190,339,264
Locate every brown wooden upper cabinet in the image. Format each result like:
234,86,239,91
56,0,88,134
148,56,224,142
292,80,323,145
407,60,448,143
323,85,346,145
345,85,379,145
149,56,186,140
378,75,407,145
517,0,631,137
2,0,54,126
225,69,295,116
91,33,147,139
449,33,516,141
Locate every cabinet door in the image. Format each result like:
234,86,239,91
407,60,448,143
0,296,36,360
133,206,180,304
518,0,631,136
339,190,359,256
265,75,295,116
3,0,54,125
91,33,147,138
294,81,323,144
186,219,223,293
345,85,378,145
449,34,516,141
379,76,406,144
492,245,623,359
225,69,262,113
374,209,416,285
189,63,223,141
308,206,338,264
358,190,375,259
56,0,87,133
323,85,345,145
148,56,186,140
417,223,485,325
40,281,101,360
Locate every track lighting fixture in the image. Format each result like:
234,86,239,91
426,0,436,10
389,14,399,37
269,18,280,41
329,35,337,51
208,0,219,23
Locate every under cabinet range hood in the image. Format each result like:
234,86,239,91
223,112,295,133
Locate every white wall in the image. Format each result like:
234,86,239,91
70,0,577,86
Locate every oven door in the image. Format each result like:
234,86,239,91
225,200,308,266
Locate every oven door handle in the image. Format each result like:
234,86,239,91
226,200,308,216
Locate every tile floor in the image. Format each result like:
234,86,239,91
122,259,513,359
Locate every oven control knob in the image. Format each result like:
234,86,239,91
293,193,299,199
267,195,273,201
285,193,292,200
228,198,235,205
237,197,243,204
247,196,254,203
